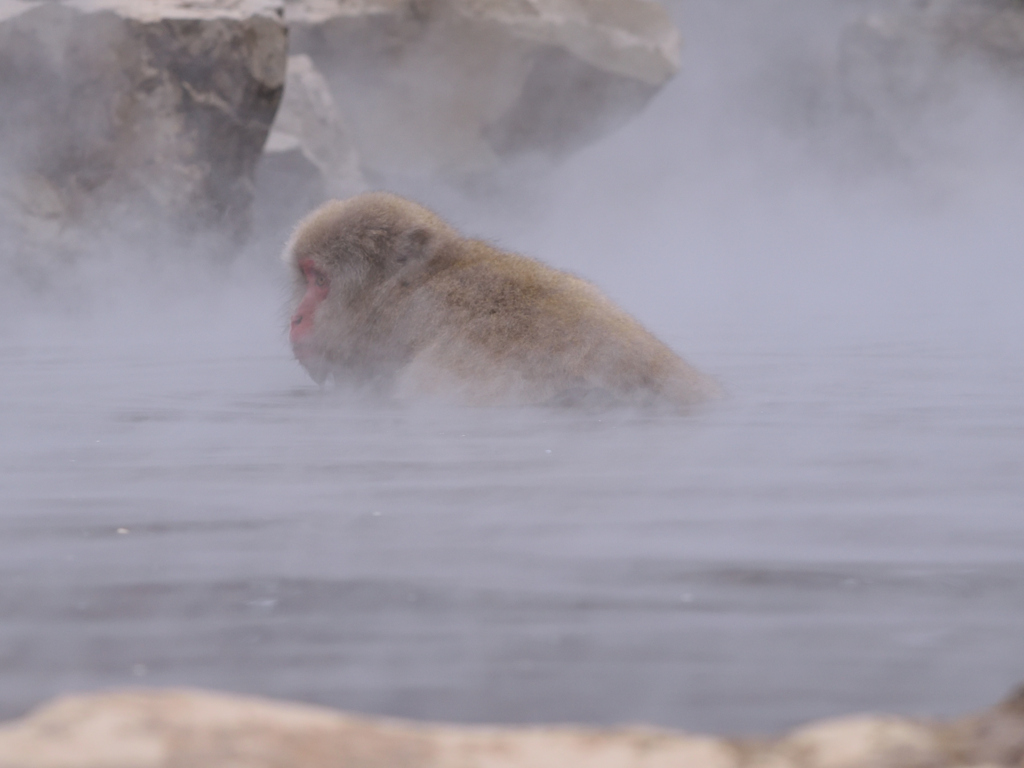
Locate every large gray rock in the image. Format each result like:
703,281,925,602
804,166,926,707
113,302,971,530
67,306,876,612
266,54,365,200
924,0,1024,65
834,0,1024,166
282,0,681,178
0,0,288,262
252,53,366,239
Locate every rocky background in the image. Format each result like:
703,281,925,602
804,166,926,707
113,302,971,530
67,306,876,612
2,0,1024,278
0,0,680,281
0,685,1022,768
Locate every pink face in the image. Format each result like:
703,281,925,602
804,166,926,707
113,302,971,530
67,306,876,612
290,258,330,354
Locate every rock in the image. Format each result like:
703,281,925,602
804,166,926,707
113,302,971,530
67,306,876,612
268,54,366,199
750,716,944,768
0,688,737,768
946,684,1024,767
835,0,1024,160
0,0,678,263
0,0,288,253
2,686,1024,768
252,54,366,240
927,0,1024,68
282,0,681,178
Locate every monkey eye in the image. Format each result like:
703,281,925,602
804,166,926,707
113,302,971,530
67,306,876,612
298,259,329,291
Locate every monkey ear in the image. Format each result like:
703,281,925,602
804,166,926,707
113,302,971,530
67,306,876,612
395,227,434,266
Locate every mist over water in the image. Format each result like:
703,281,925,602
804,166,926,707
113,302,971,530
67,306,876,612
1,0,1023,735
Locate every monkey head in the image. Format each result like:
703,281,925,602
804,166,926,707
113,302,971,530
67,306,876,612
285,193,456,384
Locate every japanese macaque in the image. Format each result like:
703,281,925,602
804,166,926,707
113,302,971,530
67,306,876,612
286,192,720,407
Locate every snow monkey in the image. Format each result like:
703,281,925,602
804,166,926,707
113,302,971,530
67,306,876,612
286,192,720,407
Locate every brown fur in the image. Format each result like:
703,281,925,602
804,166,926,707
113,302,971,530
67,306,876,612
285,192,720,407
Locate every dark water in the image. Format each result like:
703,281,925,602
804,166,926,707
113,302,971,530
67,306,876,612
2,0,1024,738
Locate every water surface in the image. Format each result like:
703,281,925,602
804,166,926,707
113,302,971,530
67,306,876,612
1,331,1021,734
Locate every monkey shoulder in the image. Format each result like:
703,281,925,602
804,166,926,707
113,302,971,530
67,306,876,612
417,246,595,336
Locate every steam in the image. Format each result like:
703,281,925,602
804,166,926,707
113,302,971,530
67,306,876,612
418,0,1024,363
3,0,1023,368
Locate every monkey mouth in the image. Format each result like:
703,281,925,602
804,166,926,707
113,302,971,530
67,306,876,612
292,344,331,385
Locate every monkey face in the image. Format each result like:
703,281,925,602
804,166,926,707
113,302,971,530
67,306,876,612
290,258,332,383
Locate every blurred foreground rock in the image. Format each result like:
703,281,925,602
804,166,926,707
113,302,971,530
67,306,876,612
283,0,681,178
0,0,287,270
0,685,1022,768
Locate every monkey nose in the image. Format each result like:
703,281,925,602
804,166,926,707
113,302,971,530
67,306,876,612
291,314,303,326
